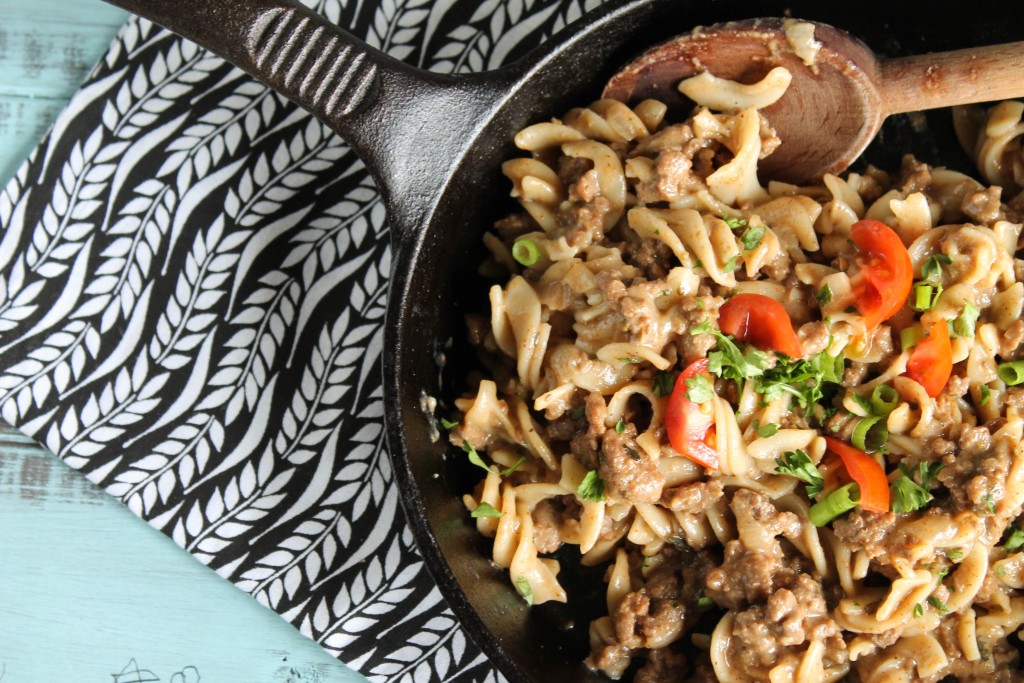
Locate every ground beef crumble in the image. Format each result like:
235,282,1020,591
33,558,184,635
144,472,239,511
599,425,664,503
634,648,688,683
729,575,845,673
704,491,803,610
832,509,897,559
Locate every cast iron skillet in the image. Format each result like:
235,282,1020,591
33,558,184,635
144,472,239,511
102,0,1023,680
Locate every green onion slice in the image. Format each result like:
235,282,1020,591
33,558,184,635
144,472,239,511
512,238,540,266
910,281,943,312
809,483,860,527
852,415,888,453
870,384,899,416
901,325,925,351
952,302,980,338
998,361,1024,386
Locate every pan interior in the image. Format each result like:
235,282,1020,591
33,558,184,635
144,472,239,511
385,1,1020,680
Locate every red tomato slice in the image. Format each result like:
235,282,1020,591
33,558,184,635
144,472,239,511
665,358,718,469
719,293,803,358
850,219,913,330
824,436,889,513
905,320,953,397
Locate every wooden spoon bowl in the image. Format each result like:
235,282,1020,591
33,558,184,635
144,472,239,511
605,18,1024,183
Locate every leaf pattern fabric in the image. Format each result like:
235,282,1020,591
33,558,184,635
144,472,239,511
0,0,606,681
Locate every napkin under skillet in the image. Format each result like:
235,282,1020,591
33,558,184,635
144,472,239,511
0,0,606,680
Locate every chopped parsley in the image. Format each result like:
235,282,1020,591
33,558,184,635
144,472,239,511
615,418,626,434
696,595,716,611
953,302,980,338
501,456,526,477
984,492,997,515
515,576,535,605
756,351,845,410
653,370,675,398
775,449,825,498
754,419,779,438
980,385,992,407
816,284,833,307
741,224,765,251
570,405,586,420
691,320,771,382
463,442,491,473
685,374,715,404
947,548,964,561
691,320,843,409
723,215,747,230
914,603,924,618
723,255,741,273
918,461,945,489
464,443,525,478
440,417,459,429
921,253,952,281
618,356,642,364
471,502,503,518
578,470,606,502
927,596,949,616
891,462,944,513
1004,526,1024,552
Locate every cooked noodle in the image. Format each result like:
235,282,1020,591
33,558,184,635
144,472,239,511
448,58,1024,681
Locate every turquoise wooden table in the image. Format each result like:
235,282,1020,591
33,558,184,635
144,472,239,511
0,3,369,681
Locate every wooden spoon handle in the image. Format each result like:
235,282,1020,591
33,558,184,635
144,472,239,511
878,42,1024,116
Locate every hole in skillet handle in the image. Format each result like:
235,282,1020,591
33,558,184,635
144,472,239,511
388,2,1024,682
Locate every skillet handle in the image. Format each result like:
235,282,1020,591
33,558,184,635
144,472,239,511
105,0,416,127
104,0,407,125
102,0,506,219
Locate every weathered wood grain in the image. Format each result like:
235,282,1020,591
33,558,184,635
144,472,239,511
0,443,366,682
0,2,126,182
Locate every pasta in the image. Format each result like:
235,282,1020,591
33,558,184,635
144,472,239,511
447,59,1024,681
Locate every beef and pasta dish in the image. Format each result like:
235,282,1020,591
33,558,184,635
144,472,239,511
445,29,1024,682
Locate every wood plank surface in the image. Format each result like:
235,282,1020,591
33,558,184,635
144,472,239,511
0,2,371,680
0,2,126,182
0,434,365,682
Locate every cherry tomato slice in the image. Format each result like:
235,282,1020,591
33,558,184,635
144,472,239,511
665,358,718,469
824,436,890,514
719,293,803,358
850,219,913,330
905,320,953,397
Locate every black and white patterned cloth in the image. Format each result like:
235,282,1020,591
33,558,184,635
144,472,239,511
0,0,605,680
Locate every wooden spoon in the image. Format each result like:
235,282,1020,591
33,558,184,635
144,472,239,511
604,18,1024,183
